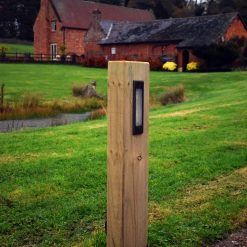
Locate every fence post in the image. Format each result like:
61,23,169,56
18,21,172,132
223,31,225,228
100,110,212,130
1,84,4,112
107,61,149,247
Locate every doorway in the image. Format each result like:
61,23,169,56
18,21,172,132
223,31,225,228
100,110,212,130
182,50,189,72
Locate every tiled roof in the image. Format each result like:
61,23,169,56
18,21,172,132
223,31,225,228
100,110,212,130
51,0,154,29
100,12,241,48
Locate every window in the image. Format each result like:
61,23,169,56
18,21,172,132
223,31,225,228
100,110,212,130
111,47,116,55
51,21,56,32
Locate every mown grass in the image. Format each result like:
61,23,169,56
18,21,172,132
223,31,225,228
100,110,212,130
0,64,247,246
0,63,246,102
0,43,33,54
0,64,107,102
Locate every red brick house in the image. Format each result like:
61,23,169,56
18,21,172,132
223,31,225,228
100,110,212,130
33,0,154,60
85,12,247,70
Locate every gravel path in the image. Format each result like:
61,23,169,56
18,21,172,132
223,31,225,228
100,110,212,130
0,112,91,132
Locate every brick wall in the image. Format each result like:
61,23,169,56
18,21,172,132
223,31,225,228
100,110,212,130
224,16,247,40
34,0,63,56
34,0,86,57
64,29,87,55
33,0,50,55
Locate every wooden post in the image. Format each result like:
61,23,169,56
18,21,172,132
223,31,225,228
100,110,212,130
1,84,4,112
107,61,149,247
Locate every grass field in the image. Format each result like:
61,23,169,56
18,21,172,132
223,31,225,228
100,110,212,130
0,43,33,54
0,63,246,102
0,64,107,102
0,64,247,246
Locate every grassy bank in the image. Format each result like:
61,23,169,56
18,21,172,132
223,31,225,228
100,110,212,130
0,64,107,102
0,43,33,54
0,64,247,246
0,43,33,53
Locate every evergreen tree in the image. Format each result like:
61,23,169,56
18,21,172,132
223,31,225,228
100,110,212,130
0,0,39,41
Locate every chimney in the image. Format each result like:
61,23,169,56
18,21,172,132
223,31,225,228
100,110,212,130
92,8,102,24
85,9,104,43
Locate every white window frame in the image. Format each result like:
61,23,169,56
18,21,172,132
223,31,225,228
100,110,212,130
51,21,56,32
111,47,116,55
50,43,57,60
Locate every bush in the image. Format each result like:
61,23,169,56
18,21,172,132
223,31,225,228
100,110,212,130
160,85,185,105
94,57,107,67
163,62,177,71
60,44,66,55
187,62,200,71
84,57,97,67
0,46,7,57
192,37,245,68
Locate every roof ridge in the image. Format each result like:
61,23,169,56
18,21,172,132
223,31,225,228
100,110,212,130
82,0,152,13
156,12,238,22
101,12,239,26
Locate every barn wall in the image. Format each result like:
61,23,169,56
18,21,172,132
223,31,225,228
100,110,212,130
103,44,163,69
84,43,179,69
224,17,247,40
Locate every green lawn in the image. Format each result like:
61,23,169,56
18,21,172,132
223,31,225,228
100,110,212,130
0,63,246,103
0,43,33,54
0,64,247,246
0,64,107,102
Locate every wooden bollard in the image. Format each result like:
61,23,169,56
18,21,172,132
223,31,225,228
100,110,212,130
107,61,149,247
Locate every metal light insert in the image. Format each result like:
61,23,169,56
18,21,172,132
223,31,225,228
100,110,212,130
133,80,144,135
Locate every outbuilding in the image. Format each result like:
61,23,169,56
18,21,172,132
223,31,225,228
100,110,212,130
85,12,247,70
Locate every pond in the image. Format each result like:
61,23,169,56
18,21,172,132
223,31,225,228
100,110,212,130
0,112,91,132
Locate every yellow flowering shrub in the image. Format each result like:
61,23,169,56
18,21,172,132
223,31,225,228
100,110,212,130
187,62,200,71
0,46,8,57
163,62,177,71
